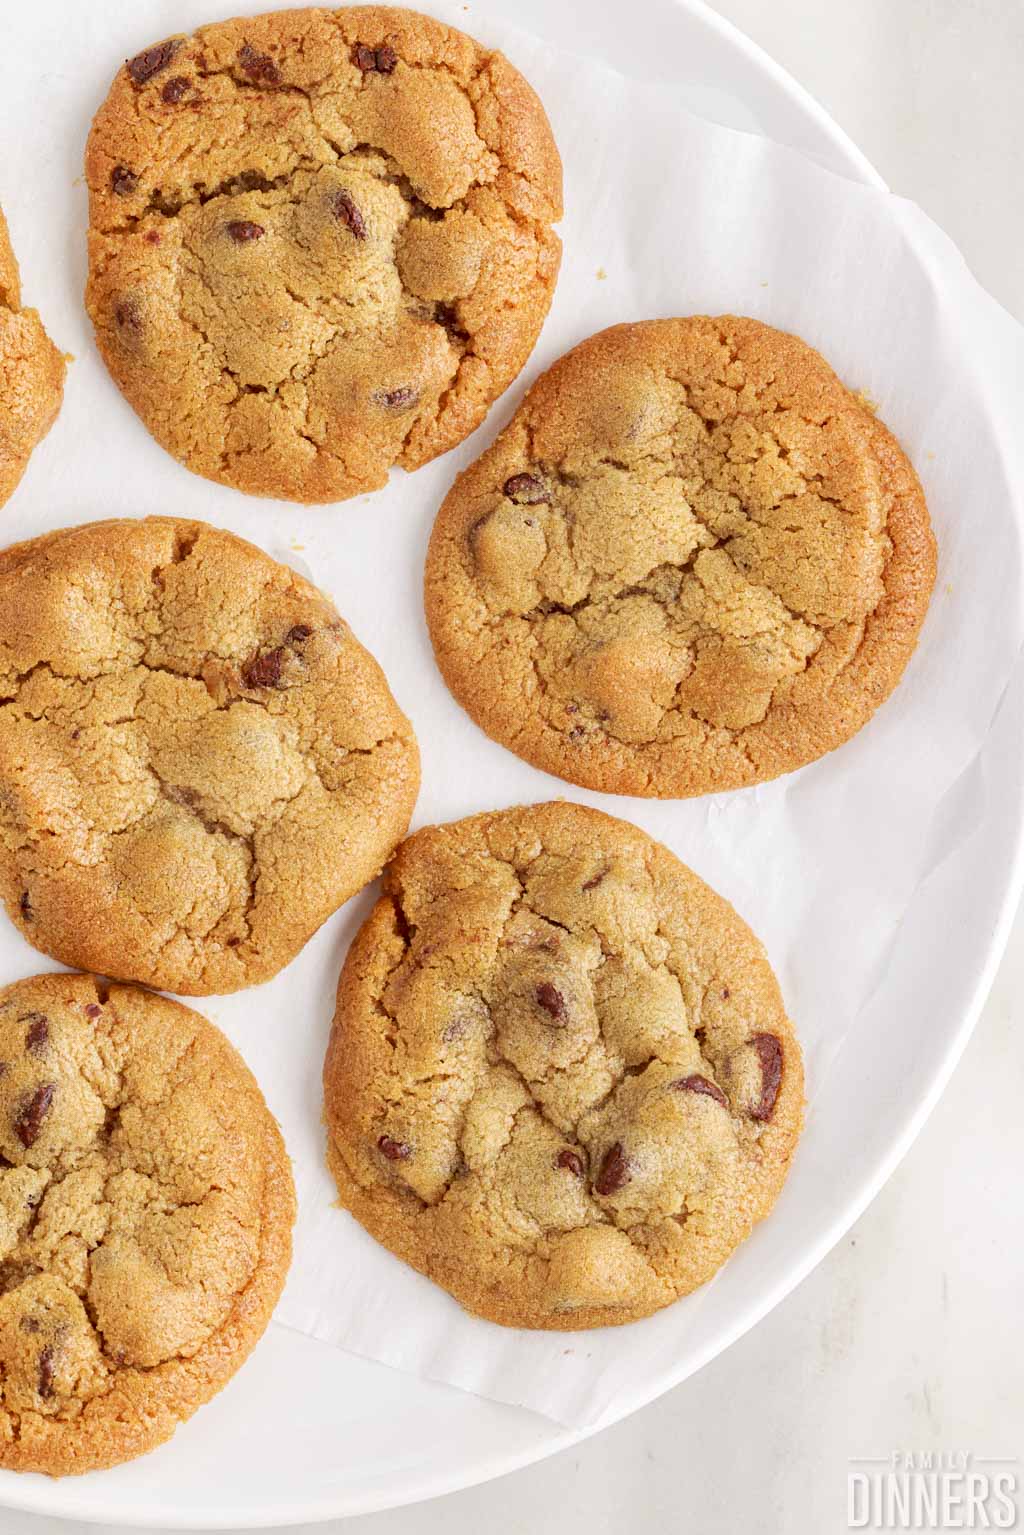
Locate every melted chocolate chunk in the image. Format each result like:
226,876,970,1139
226,220,265,244
749,1033,783,1121
242,647,285,688
671,1073,727,1108
377,1134,411,1161
503,473,549,505
37,1345,56,1400
237,42,281,85
373,385,418,411
127,39,182,87
353,42,397,74
114,297,142,335
15,1084,55,1149
595,1141,630,1196
329,187,367,239
535,982,566,1022
111,165,138,196
22,1015,49,1054
161,75,190,104
555,1148,585,1177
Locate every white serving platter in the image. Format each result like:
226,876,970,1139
0,0,1021,1525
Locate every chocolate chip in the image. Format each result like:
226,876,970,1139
722,987,730,1000
144,230,162,246
373,385,418,411
127,38,182,86
329,187,367,239
226,220,265,244
238,42,281,85
595,1141,630,1196
111,165,138,197
161,75,190,104
0,1063,7,1078
37,1345,55,1400
749,1033,783,1121
15,1084,55,1148
20,1315,41,1334
434,303,467,343
582,867,608,892
555,1148,585,1178
19,891,32,921
353,42,397,73
286,624,312,643
85,1003,103,1019
535,982,566,1022
242,647,285,688
22,1016,49,1054
115,297,142,334
671,1073,727,1108
377,1134,410,1161
503,473,549,505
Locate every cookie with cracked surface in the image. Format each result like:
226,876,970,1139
0,517,419,994
0,207,66,511
84,6,562,503
425,317,937,797
324,801,802,1329
0,971,294,1475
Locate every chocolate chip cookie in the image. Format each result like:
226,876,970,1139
0,971,294,1475
0,207,65,510
84,7,562,503
0,517,419,994
425,318,937,797
324,801,802,1329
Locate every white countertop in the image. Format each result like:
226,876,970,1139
9,2,1023,1531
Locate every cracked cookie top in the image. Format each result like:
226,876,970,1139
0,971,294,1475
425,317,937,797
84,6,563,504
324,801,802,1329
0,517,419,995
0,207,66,512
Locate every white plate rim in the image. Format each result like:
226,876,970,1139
1,0,1021,1526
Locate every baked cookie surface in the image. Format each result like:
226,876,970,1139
0,517,419,994
324,801,802,1329
0,971,294,1475
425,317,937,797
85,6,562,503
0,208,65,511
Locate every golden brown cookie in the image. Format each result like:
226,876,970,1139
84,7,562,504
425,318,937,797
0,207,65,510
324,801,802,1329
0,517,419,995
0,971,294,1475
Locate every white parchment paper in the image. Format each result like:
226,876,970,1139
2,1,1023,1433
